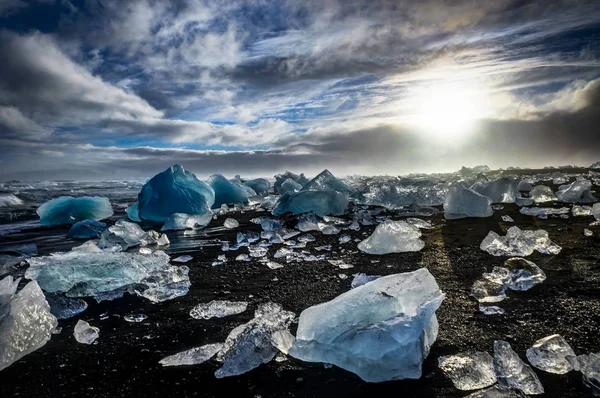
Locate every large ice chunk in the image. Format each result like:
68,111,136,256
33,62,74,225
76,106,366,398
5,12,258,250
289,268,444,383
215,303,295,378
438,351,497,390
37,196,113,226
159,343,223,367
444,183,493,219
273,190,349,217
526,334,578,374
274,171,309,194
209,174,254,208
0,277,58,371
67,219,107,239
529,186,556,203
25,250,189,303
357,220,425,254
161,212,212,231
280,178,303,194
480,227,561,256
494,340,544,395
471,177,518,203
137,164,214,223
555,180,597,203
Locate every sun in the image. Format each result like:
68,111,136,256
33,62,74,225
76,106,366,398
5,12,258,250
410,81,486,139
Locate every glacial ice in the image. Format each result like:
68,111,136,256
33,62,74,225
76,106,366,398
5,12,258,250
99,220,168,250
471,177,518,203
556,180,597,203
25,250,190,303
274,171,309,194
215,302,295,378
189,300,248,320
279,178,303,194
444,183,493,219
159,343,223,367
572,205,593,216
223,218,239,229
73,319,99,344
242,178,270,196
289,268,444,383
0,277,57,371
517,180,533,192
67,219,107,239
529,186,556,203
45,293,88,319
273,190,349,217
499,258,546,291
357,220,425,254
581,353,600,396
526,334,578,374
520,206,569,219
161,212,212,231
515,197,534,207
479,304,505,315
209,174,253,208
301,169,362,200
494,340,544,395
350,273,382,288
585,228,594,237
480,227,561,256
37,196,114,226
296,212,319,231
126,202,141,222
438,351,497,390
137,165,214,223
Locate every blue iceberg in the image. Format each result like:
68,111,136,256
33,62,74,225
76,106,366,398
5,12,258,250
240,178,270,196
126,202,141,222
67,219,107,239
37,196,113,226
274,171,309,194
138,165,214,223
273,190,349,217
209,174,254,208
280,178,303,194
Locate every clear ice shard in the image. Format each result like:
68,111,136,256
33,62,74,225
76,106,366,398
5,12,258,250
479,304,505,315
172,255,193,263
494,340,544,395
45,293,88,319
465,385,527,397
159,343,223,367
161,212,212,231
209,174,254,208
529,186,557,203
189,300,248,320
438,351,497,390
67,219,107,239
471,177,518,203
499,258,546,291
471,279,507,303
25,250,190,303
444,183,493,219
520,207,569,218
273,190,349,217
223,218,239,229
73,319,99,344
37,196,113,226
556,180,597,203
350,273,382,288
0,277,58,371
274,171,309,194
215,302,295,378
137,164,214,223
99,220,168,250
242,178,270,196
515,197,534,207
289,268,444,383
580,352,600,396
480,227,561,256
357,220,424,254
526,334,578,374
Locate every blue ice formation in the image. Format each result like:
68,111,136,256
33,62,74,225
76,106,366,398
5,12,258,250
209,174,254,208
67,219,107,239
302,169,363,201
272,190,349,217
274,171,309,194
37,196,113,226
240,178,270,196
126,202,141,222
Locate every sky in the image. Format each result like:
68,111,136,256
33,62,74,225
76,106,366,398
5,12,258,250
0,0,599,181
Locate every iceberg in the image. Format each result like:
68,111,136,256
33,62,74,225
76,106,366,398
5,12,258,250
274,171,309,194
515,196,534,207
137,164,214,223
209,174,254,208
242,178,270,196
438,351,497,391
159,343,223,367
480,227,561,256
73,319,99,344
526,334,578,374
529,186,557,203
25,250,190,303
280,178,303,194
215,303,295,378
273,190,349,217
471,177,518,203
301,169,362,200
37,196,113,226
493,340,544,395
126,202,141,222
189,300,248,320
0,277,57,371
161,212,212,231
555,180,597,203
444,183,493,219
67,219,107,239
289,268,444,383
357,220,425,254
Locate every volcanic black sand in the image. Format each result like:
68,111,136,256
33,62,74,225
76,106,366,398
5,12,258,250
1,201,599,397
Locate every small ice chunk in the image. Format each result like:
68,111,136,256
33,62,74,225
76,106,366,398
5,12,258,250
37,196,113,226
520,207,570,219
235,254,250,262
471,280,507,303
480,227,561,256
581,352,600,396
350,273,382,288
357,220,424,254
339,235,351,244
260,217,283,232
73,319,99,344
237,231,260,245
297,234,316,243
190,300,248,319
296,212,319,231
572,205,593,216
529,186,557,203
248,245,268,258
67,219,107,239
124,313,147,323
328,259,353,269
273,190,349,217
139,247,152,254
502,215,514,223
556,180,597,203
494,340,544,395
438,351,497,390
172,255,193,263
159,343,223,367
584,229,593,237
406,218,433,229
526,334,578,374
444,183,493,219
517,180,533,192
45,293,88,320
515,196,534,207
593,203,600,220
161,212,212,231
318,222,340,235
98,220,145,249
266,261,284,270
479,304,505,315
223,218,239,229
